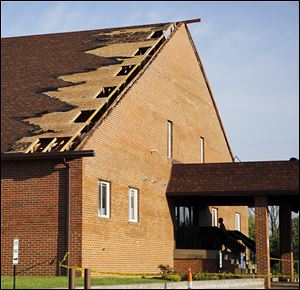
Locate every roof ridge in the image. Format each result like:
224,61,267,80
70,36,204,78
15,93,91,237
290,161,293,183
1,22,171,39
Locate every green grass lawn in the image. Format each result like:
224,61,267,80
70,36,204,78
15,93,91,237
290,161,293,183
1,276,167,289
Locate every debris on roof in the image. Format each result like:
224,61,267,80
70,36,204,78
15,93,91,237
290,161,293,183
1,22,175,153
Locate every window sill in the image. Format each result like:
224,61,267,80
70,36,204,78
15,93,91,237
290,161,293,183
128,220,139,226
98,215,110,221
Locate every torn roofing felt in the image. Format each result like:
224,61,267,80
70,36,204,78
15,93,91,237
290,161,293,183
1,22,173,153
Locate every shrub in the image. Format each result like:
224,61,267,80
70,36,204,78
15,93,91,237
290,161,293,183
192,272,220,280
158,264,175,278
164,274,181,282
158,264,182,281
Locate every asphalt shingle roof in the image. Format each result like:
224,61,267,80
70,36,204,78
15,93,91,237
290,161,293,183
1,22,171,153
167,160,299,195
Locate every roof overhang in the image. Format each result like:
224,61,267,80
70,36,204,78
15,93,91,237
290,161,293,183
1,150,95,161
167,160,299,211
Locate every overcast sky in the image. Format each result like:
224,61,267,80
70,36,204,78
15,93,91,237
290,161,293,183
1,1,299,161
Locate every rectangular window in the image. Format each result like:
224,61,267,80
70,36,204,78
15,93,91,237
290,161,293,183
98,180,110,218
167,121,173,159
200,137,204,163
212,208,218,226
235,213,241,231
128,187,138,222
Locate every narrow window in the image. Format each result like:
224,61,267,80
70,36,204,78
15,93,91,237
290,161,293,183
212,208,218,226
128,187,138,222
98,180,110,218
200,137,205,163
235,213,241,231
74,110,95,123
96,86,116,98
116,65,134,76
167,121,173,159
134,47,151,56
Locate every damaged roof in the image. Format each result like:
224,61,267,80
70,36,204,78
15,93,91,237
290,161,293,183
1,22,174,153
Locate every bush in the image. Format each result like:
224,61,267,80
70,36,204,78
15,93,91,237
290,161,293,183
164,274,181,282
192,272,220,280
158,264,175,277
158,264,182,281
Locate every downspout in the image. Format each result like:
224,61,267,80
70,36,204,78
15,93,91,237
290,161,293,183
62,158,70,273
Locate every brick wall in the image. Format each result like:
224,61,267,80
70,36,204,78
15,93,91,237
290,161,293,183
279,205,293,281
1,24,248,277
174,258,218,274
82,24,248,274
255,196,270,288
1,158,83,276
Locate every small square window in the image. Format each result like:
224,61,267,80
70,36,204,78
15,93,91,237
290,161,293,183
128,187,138,222
99,180,110,218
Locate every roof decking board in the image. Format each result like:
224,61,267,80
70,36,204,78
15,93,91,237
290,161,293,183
1,22,172,153
25,26,171,152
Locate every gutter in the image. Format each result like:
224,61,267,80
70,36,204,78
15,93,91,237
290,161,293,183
1,150,95,161
62,158,71,271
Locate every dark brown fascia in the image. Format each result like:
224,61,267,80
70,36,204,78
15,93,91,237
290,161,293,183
1,150,95,161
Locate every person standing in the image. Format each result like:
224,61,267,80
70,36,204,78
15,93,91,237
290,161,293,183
218,217,228,251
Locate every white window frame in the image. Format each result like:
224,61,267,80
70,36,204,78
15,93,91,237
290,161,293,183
200,137,204,163
98,180,110,218
128,187,138,223
212,208,218,227
167,121,173,159
235,213,241,231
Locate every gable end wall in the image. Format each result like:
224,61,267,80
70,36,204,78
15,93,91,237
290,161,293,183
82,25,248,274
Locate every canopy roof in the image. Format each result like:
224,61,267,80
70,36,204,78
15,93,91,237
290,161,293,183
167,160,299,211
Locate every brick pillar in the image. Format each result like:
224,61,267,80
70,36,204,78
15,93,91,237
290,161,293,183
69,158,83,277
255,196,270,289
279,205,293,281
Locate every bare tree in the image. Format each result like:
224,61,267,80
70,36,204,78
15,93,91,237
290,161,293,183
268,206,279,235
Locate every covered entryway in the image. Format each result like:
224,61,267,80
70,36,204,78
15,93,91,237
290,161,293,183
167,159,299,289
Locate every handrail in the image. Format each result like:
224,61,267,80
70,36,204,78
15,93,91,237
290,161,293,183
227,230,256,253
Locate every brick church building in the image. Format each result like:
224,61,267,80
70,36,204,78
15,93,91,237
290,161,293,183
1,20,298,288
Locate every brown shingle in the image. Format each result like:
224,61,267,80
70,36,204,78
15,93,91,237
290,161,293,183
167,160,299,195
1,22,170,152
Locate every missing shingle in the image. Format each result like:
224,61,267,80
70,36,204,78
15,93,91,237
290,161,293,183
149,30,163,39
116,65,135,76
96,87,117,98
73,110,96,123
134,47,151,56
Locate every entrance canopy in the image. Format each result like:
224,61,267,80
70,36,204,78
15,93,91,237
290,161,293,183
167,160,299,211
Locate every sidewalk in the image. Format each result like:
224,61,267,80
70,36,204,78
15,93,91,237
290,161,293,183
53,278,265,289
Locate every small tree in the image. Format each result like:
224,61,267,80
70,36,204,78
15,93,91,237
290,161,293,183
248,208,256,263
249,207,299,275
292,216,299,274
